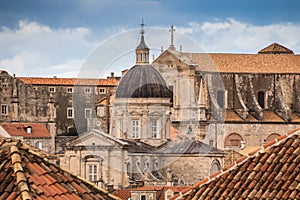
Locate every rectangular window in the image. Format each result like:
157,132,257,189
35,141,43,149
132,120,140,138
49,87,55,92
88,164,98,182
151,120,158,138
85,87,91,93
1,104,8,116
67,108,74,118
209,140,214,146
67,87,73,93
140,195,146,200
85,108,91,118
99,88,106,94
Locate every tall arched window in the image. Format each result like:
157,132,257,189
258,91,265,109
210,160,221,175
224,133,244,148
217,90,225,108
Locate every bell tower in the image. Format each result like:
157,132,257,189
135,20,149,65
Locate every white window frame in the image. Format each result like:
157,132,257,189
67,107,74,118
67,87,74,93
99,88,106,94
1,104,8,116
85,87,91,93
132,120,140,139
88,164,98,182
49,87,55,92
151,120,158,138
35,141,43,149
85,108,92,118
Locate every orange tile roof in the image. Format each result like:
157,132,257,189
182,52,300,73
18,77,119,86
261,111,284,122
0,138,119,200
112,189,131,200
224,111,243,122
258,43,294,54
0,123,51,138
174,128,300,200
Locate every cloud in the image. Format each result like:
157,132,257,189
1,18,300,78
177,18,300,53
0,20,93,77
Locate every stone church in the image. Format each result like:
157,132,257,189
59,25,225,189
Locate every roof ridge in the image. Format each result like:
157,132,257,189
10,143,33,200
174,128,300,199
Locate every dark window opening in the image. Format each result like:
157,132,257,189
217,90,225,108
258,91,265,108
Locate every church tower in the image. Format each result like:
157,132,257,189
113,22,172,146
135,21,149,65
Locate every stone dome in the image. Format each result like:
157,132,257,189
115,65,172,98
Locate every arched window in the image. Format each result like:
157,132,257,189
258,91,265,109
210,160,221,175
265,133,281,143
224,133,244,148
217,90,225,108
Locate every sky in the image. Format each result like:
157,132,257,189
0,0,300,78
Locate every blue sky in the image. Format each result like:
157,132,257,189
0,0,300,77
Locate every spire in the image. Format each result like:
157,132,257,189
169,25,176,50
136,19,149,65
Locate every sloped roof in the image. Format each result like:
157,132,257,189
112,189,131,200
157,137,225,155
0,138,119,200
258,43,294,54
174,128,300,200
186,53,300,73
18,77,118,86
0,123,51,138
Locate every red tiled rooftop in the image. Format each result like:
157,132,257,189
0,123,51,138
174,128,300,199
18,77,119,86
181,52,300,74
0,138,119,200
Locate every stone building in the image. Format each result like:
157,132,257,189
59,25,225,190
152,38,300,152
0,123,53,152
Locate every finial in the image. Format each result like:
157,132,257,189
161,46,164,53
169,25,176,50
140,19,145,35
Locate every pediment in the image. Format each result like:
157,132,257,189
65,129,127,147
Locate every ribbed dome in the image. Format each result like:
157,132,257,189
115,65,172,98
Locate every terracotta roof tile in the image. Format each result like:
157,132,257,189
0,138,119,200
18,77,119,86
0,123,51,138
175,128,300,200
180,52,300,74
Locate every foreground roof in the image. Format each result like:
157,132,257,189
0,123,51,138
0,138,119,200
175,128,300,200
18,77,118,86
